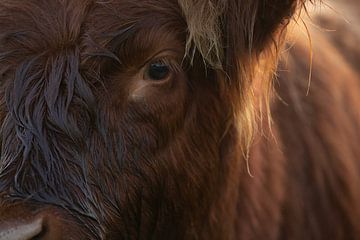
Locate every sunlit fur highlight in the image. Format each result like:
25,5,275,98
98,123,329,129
178,0,307,155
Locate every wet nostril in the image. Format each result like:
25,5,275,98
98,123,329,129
0,218,43,240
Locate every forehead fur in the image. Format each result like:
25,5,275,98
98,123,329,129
178,0,226,69
179,0,303,70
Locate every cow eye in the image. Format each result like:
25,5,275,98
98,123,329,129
146,61,170,81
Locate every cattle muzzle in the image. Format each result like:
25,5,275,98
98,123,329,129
0,205,88,240
0,217,42,240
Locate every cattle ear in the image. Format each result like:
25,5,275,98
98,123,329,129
250,0,302,50
224,0,301,65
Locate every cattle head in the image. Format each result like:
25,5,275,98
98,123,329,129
0,0,302,239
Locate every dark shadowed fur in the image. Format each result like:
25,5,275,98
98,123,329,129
0,0,359,239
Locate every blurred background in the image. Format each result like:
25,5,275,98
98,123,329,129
281,0,360,84
309,0,360,74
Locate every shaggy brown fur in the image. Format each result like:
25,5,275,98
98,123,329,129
0,0,359,239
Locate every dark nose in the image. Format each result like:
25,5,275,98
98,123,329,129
0,217,43,240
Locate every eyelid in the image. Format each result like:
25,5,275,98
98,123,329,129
141,49,183,71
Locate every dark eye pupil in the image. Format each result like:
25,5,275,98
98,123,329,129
148,62,170,80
